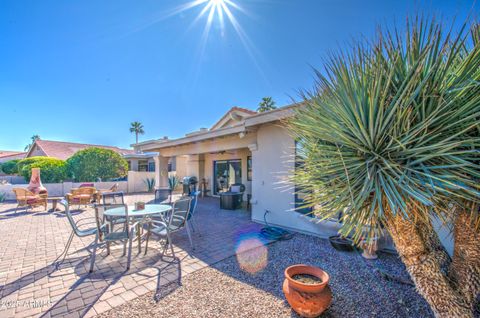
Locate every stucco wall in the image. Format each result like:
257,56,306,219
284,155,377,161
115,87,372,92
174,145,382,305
251,124,343,239
127,171,156,193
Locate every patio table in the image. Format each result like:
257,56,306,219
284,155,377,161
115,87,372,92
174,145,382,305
104,204,172,252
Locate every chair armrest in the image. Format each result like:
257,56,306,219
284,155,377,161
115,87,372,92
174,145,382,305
75,218,97,228
149,219,168,228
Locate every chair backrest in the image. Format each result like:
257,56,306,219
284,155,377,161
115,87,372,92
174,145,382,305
187,191,200,220
72,187,97,196
94,202,130,235
229,183,246,193
102,191,125,206
110,183,119,192
13,188,35,199
58,199,83,236
168,197,192,229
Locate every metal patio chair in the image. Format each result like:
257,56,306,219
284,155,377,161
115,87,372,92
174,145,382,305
91,203,135,272
54,200,97,267
187,191,201,234
143,196,194,257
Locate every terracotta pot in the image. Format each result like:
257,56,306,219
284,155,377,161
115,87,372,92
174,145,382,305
283,265,332,317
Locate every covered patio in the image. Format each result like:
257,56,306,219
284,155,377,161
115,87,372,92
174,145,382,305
0,194,267,317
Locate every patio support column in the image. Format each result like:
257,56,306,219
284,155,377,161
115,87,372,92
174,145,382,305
186,154,205,180
154,155,169,189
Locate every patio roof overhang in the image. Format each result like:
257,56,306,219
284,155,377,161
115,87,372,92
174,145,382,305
134,103,299,157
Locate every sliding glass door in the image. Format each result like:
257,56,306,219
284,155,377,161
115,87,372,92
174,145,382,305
213,159,242,195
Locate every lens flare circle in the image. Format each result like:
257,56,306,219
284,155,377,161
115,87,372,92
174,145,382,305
235,237,268,274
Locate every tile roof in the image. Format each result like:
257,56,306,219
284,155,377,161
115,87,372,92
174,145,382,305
29,140,135,160
210,106,257,130
0,151,26,159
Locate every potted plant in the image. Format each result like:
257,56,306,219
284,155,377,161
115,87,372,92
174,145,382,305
283,264,332,317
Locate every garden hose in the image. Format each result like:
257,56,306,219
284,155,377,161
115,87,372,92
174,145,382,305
260,210,294,241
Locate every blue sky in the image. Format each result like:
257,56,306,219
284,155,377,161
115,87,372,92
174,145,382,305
0,0,477,151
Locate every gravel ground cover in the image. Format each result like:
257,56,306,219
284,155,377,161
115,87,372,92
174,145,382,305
99,234,433,318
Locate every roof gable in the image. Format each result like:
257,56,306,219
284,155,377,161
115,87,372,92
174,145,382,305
210,107,257,130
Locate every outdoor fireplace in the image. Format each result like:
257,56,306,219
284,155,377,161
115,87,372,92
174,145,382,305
28,168,48,197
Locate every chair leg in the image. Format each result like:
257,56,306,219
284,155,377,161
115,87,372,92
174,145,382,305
89,235,99,273
127,238,132,270
166,231,175,258
185,222,194,250
144,223,151,256
137,224,141,254
55,230,74,267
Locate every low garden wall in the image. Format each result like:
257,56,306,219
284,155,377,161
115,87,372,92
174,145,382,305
0,181,128,200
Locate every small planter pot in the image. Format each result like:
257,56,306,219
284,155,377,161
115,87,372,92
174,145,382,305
283,264,332,317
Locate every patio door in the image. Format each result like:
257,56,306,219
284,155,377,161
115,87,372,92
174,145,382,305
213,159,242,195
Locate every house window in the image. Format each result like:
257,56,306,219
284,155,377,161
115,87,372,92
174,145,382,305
247,156,252,181
148,162,155,172
138,160,149,172
294,140,313,216
127,160,131,171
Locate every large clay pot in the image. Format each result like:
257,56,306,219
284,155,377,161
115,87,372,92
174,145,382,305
283,265,332,317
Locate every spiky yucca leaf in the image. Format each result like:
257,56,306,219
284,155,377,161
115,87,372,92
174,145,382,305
289,17,480,242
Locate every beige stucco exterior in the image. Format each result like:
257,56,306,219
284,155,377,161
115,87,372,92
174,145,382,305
132,105,345,239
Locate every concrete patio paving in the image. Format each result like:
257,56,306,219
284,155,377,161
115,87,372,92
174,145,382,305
0,194,267,318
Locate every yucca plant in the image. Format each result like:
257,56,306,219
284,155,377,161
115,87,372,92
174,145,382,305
144,177,155,192
289,16,480,317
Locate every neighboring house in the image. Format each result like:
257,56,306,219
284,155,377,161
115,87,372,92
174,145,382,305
25,139,135,161
0,151,26,163
134,104,343,238
123,152,159,172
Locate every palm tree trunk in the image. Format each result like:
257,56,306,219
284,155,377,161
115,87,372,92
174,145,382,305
387,213,472,318
416,215,451,274
449,206,480,314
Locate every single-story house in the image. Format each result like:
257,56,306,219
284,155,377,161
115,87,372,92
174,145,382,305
133,104,343,238
24,139,173,174
0,151,26,163
25,139,135,160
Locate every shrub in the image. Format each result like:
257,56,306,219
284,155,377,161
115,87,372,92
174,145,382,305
67,147,128,182
18,157,68,183
0,159,20,175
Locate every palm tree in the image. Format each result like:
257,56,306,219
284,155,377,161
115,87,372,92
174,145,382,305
257,97,276,112
289,17,480,317
24,134,40,151
129,122,145,144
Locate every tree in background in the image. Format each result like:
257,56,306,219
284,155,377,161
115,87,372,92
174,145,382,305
67,147,128,182
257,97,277,112
0,159,20,175
289,17,480,317
24,135,40,151
130,122,145,144
17,157,67,183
